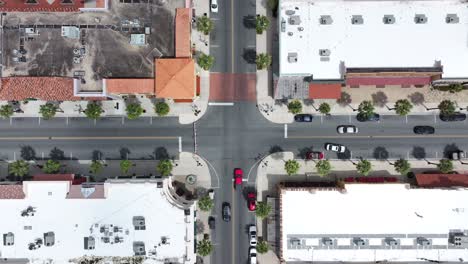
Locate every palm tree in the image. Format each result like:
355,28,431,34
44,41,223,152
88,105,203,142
255,15,270,34
356,159,372,176
198,195,214,212
120,160,133,175
394,158,411,175
438,100,456,116
9,160,29,177
437,159,453,173
357,100,374,119
0,105,14,119
196,16,214,35
90,160,104,174
125,103,144,120
197,53,215,71
256,240,269,254
315,160,332,176
255,201,272,219
284,159,300,176
255,53,272,70
39,103,58,120
157,159,173,176
43,160,61,174
84,102,103,120
196,237,213,256
394,99,413,116
287,100,302,114
318,103,331,115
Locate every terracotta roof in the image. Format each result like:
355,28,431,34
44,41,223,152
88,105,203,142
33,174,75,182
0,0,83,12
416,174,468,188
106,78,155,94
0,77,87,101
0,185,25,199
155,58,195,100
309,83,342,99
346,77,432,86
175,8,191,58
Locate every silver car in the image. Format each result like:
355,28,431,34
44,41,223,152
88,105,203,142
325,143,346,153
337,125,358,134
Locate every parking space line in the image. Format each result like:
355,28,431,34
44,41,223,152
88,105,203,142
348,114,352,123
434,113,437,123
405,115,408,124
211,45,220,48
150,116,153,125
407,150,410,159
320,115,323,124
66,116,69,125
13,151,16,161
9,117,12,126
38,117,41,125
178,137,182,153
122,116,125,125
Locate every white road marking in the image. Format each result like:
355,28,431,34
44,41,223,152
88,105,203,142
211,45,220,48
405,115,408,124
122,116,125,125
320,115,323,124
94,119,97,126
434,113,437,123
66,116,69,125
70,152,73,160
41,152,44,159
284,124,288,138
350,150,353,160
348,114,352,123
178,137,182,153
150,116,153,124
9,117,12,125
208,102,234,106
13,151,16,161
38,117,41,125
407,150,410,159
436,151,438,159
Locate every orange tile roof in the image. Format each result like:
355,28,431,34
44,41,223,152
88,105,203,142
309,83,342,99
416,174,468,188
0,77,88,101
155,58,195,100
106,78,155,94
175,8,191,58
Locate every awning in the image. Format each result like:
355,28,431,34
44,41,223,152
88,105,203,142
308,83,342,99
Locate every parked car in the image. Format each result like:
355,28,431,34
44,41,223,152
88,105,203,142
249,225,257,247
357,113,380,122
247,192,256,211
208,189,215,200
451,150,466,160
222,202,231,222
208,217,215,229
294,114,313,122
413,126,435,134
306,151,324,160
440,112,466,122
249,247,257,264
337,125,358,134
325,143,346,153
234,168,243,188
210,0,218,13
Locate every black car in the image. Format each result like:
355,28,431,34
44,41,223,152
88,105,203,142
440,112,466,122
222,202,231,222
294,114,313,122
208,216,215,229
356,113,380,122
413,126,435,134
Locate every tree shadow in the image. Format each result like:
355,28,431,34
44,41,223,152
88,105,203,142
298,147,312,159
336,92,352,107
303,99,314,106
443,143,460,159
337,149,351,160
269,145,284,160
243,48,257,64
412,146,426,160
196,219,205,235
20,145,36,161
92,150,104,161
153,147,169,160
49,147,65,160
371,91,388,107
408,92,425,105
373,146,389,160
119,147,131,159
243,15,256,29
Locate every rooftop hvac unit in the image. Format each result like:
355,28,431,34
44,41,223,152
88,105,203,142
446,14,459,24
351,15,363,25
319,49,330,56
288,16,301,25
133,241,146,256
3,232,14,246
84,236,95,250
383,15,395,24
414,14,428,24
322,237,333,246
43,232,55,247
417,237,431,246
385,237,399,246
288,53,298,63
353,237,366,246
319,15,333,25
133,216,146,230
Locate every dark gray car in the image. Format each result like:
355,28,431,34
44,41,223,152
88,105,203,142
222,202,231,222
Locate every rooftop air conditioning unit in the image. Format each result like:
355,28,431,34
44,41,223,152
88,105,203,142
353,237,366,246
319,49,330,56
322,237,333,246
351,15,363,25
415,14,428,24
446,14,459,24
385,237,399,246
383,15,395,24
417,237,431,246
319,15,333,25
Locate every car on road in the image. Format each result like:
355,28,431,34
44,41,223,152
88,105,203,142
208,216,215,229
357,113,380,122
234,168,243,188
249,247,257,264
210,0,218,13
440,112,466,122
294,114,313,122
306,151,324,160
249,225,257,247
325,143,346,153
247,192,256,211
222,202,231,222
337,125,358,134
413,126,435,135
451,150,466,160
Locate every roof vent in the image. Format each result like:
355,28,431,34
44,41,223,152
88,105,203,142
281,18,286,32
321,237,334,246
414,14,427,24
446,14,459,24
288,53,298,63
43,232,55,247
319,15,333,25
133,241,146,256
383,15,395,24
3,232,14,246
385,237,399,246
133,216,146,230
351,15,363,25
84,236,95,250
319,49,330,56
417,237,431,246
289,15,301,25
353,237,366,246
285,10,295,15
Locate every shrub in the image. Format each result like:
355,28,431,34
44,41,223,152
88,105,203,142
284,159,300,176
154,102,170,116
287,100,302,114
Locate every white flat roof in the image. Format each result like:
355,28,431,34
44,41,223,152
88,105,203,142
0,180,195,263
281,184,468,262
279,0,468,79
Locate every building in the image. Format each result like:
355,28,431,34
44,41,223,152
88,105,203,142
279,183,468,262
0,178,195,264
276,0,468,99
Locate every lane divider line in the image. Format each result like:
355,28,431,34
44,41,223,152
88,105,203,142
208,102,234,106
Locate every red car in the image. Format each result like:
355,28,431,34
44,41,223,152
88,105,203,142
306,151,324,160
234,168,243,188
247,192,256,211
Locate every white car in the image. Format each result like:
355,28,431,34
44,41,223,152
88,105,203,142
249,247,257,264
337,125,358,134
210,0,218,13
249,225,257,247
325,143,346,153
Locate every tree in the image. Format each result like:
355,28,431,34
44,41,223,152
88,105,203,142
84,102,103,119
318,103,331,115
255,15,270,34
39,103,58,120
196,16,214,35
437,159,453,174
394,99,413,116
255,201,272,219
126,103,144,120
198,195,214,212
43,160,61,174
394,158,411,175
316,160,332,177
438,100,456,116
357,100,374,119
255,53,272,70
90,160,104,174
356,159,372,176
196,237,213,256
287,100,302,114
9,160,29,177
197,53,215,71
154,102,170,116
0,105,13,119
284,159,300,176
157,159,173,176
257,240,270,254
447,83,464,93
120,160,133,175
